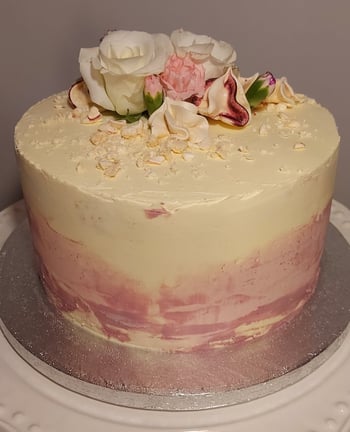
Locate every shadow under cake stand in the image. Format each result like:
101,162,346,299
0,200,349,432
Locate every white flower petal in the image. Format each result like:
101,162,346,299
79,47,114,111
97,31,173,76
137,33,174,75
199,68,251,127
265,77,305,105
171,29,214,59
211,39,237,63
238,73,259,92
103,74,146,115
170,29,236,80
149,97,209,142
100,31,159,75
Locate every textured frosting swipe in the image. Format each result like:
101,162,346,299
15,91,339,291
28,202,330,351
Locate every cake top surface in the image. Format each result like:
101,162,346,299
15,29,340,209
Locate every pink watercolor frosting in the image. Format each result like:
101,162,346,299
27,203,331,352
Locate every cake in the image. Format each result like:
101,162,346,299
14,29,340,352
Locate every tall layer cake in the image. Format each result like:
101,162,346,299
15,30,339,351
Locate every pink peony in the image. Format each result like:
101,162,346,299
160,54,206,101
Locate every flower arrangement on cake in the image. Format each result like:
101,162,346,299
69,29,303,142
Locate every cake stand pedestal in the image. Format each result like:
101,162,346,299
0,200,350,432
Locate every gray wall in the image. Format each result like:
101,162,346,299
1,0,349,210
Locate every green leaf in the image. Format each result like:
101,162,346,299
144,92,163,116
245,72,276,108
246,86,269,108
113,111,144,123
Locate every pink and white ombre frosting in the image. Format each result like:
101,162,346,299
14,30,339,351
15,89,339,351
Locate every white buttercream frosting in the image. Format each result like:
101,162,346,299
15,91,339,289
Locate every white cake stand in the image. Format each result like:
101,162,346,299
0,200,350,432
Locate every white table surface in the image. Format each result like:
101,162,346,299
0,200,350,432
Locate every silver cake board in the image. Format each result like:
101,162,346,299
0,220,349,411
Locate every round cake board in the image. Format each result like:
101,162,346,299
0,200,350,431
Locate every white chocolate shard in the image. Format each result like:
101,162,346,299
104,164,121,177
90,131,108,145
121,118,149,138
293,142,306,151
146,154,166,165
68,79,92,109
182,151,195,161
99,122,120,134
259,123,269,136
167,138,188,154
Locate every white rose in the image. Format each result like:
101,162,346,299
79,30,174,115
170,29,236,80
149,97,209,142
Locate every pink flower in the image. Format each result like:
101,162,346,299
144,75,164,115
144,75,163,97
160,54,206,101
